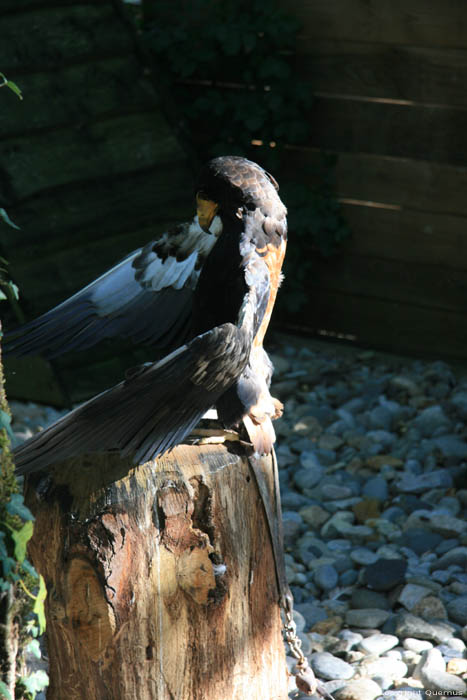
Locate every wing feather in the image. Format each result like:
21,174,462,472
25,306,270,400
14,320,252,474
4,218,221,358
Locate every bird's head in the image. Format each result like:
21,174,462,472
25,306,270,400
195,156,284,232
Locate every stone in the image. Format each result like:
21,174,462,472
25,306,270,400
293,417,323,437
403,638,433,653
360,656,408,681
310,651,355,681
318,433,344,451
352,499,381,522
369,404,394,431
335,629,364,651
293,465,324,492
299,504,330,529
437,496,461,516
397,584,432,611
314,564,339,591
430,435,467,459
412,595,447,621
447,657,467,675
340,570,358,586
311,616,343,636
358,633,398,655
446,596,467,626
414,648,467,694
445,637,466,652
413,405,451,437
362,476,388,501
280,491,310,509
364,558,407,591
350,589,390,610
433,546,467,570
396,470,453,493
429,513,467,538
451,390,467,419
349,548,379,566
366,455,404,470
282,511,303,544
334,678,382,700
395,612,455,643
345,608,390,628
295,602,328,629
381,505,405,523
321,484,354,500
397,529,443,555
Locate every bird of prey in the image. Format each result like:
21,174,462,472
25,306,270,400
14,156,288,475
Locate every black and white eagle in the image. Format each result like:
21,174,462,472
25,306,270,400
11,156,288,474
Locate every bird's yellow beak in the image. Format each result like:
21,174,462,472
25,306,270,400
196,194,219,232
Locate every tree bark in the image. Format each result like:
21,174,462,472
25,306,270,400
25,443,288,700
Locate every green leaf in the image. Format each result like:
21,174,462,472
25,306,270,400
26,639,41,659
0,208,20,230
0,291,6,300
20,670,49,694
1,555,16,579
0,680,12,700
7,282,19,300
0,410,14,440
6,493,35,521
6,79,23,100
12,520,34,563
21,558,38,579
33,575,47,635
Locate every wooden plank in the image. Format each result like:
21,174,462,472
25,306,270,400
296,40,467,108
0,112,185,200
1,165,193,251
278,290,467,361
306,95,467,166
340,203,467,270
0,57,158,139
286,0,467,50
0,4,133,72
308,253,467,313
286,149,467,218
3,0,80,12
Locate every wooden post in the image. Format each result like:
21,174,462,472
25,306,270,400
24,443,288,700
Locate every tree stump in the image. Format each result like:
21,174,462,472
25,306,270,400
24,443,288,700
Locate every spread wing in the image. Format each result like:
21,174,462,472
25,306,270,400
4,217,222,359
14,250,271,475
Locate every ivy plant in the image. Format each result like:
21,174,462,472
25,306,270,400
0,73,48,700
141,0,350,312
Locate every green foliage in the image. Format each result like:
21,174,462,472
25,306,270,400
0,365,47,699
0,117,47,691
0,74,22,101
143,0,350,311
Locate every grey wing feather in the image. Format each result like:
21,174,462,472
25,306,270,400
4,219,220,359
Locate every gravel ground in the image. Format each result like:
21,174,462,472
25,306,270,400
10,335,467,700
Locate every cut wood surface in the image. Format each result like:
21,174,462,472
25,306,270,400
25,443,288,700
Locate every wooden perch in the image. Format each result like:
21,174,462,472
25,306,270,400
24,442,288,700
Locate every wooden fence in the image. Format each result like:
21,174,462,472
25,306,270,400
279,0,467,361
0,0,193,404
1,0,466,406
